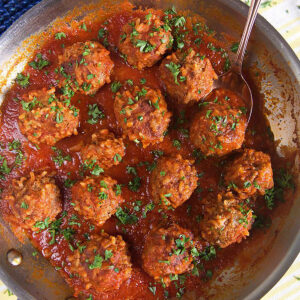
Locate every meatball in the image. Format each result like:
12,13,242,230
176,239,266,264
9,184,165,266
199,192,254,248
118,9,173,69
224,148,274,199
190,89,247,157
57,41,114,95
150,154,198,209
71,176,124,226
114,86,171,147
159,49,217,104
1,171,62,235
142,224,194,286
67,232,132,294
18,87,79,146
80,129,125,169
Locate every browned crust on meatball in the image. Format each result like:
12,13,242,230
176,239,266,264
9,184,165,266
1,171,62,241
150,154,198,209
142,223,195,286
190,89,247,157
224,148,274,199
160,49,217,104
199,192,254,248
114,86,171,148
67,232,132,294
71,176,124,226
80,129,125,169
57,41,114,95
118,9,173,70
18,87,79,146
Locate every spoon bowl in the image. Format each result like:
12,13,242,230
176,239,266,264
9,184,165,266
213,71,253,123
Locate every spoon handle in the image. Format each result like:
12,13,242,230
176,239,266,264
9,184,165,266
234,0,262,73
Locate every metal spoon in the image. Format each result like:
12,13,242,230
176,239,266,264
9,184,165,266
211,0,262,123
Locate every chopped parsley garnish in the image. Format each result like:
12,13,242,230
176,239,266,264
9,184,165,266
244,181,252,188
51,147,71,167
55,32,66,40
148,286,156,295
135,40,155,53
4,289,14,296
104,249,113,260
151,149,164,158
16,73,30,88
264,168,295,209
142,202,155,218
199,246,216,261
173,139,181,149
8,140,21,150
20,201,29,209
114,184,123,196
113,153,122,163
80,23,87,31
0,156,11,179
224,57,231,72
231,42,239,53
29,53,50,70
82,159,104,176
64,178,76,188
91,165,104,176
87,104,105,124
98,28,107,38
173,16,186,27
126,165,137,175
34,217,51,230
115,207,138,225
89,254,103,269
264,188,275,209
128,176,141,192
111,81,122,93
126,79,133,86
165,61,181,85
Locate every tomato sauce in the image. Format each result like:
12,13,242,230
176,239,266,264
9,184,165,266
0,3,294,300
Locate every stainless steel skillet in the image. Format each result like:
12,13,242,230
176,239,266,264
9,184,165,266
0,0,299,299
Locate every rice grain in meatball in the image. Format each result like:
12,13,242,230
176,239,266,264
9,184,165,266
18,88,79,145
114,85,171,147
224,148,274,199
118,9,173,69
80,129,125,169
142,224,195,286
57,41,114,95
199,192,254,248
190,89,247,157
1,171,62,239
71,176,124,226
67,232,132,294
160,49,217,104
150,154,198,209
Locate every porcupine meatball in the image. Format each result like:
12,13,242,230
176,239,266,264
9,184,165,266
71,176,124,226
67,232,132,294
190,89,247,157
18,88,79,145
199,192,254,248
118,9,173,69
150,154,198,209
224,148,274,199
57,41,114,95
142,224,195,286
80,129,125,169
114,85,171,148
159,49,217,105
1,172,62,235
